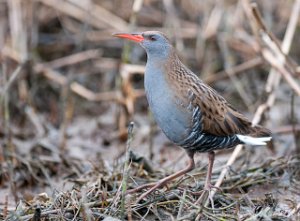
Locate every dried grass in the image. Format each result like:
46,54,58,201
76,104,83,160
1,0,300,220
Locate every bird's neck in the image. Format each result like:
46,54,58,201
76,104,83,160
146,49,179,75
144,49,186,101
144,49,176,89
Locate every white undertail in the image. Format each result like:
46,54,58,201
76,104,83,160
237,134,272,145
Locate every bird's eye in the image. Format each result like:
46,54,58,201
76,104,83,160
149,35,156,41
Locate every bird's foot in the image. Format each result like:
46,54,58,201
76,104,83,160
195,183,221,209
125,180,171,204
204,183,222,193
134,178,172,203
128,154,195,204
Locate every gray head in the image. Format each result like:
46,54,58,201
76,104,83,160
140,31,172,58
113,31,173,59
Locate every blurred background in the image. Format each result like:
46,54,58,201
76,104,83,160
0,0,300,220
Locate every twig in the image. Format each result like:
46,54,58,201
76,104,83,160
290,92,300,155
59,79,73,153
261,39,300,95
70,82,119,102
163,0,184,52
289,202,300,218
24,106,45,138
0,64,23,100
274,124,300,134
121,122,135,218
1,58,19,204
41,49,102,69
2,46,145,109
202,4,223,40
119,64,145,115
38,0,128,31
204,57,263,84
218,34,254,111
15,200,107,220
35,63,120,102
129,0,144,29
265,0,300,93
114,0,144,140
8,0,28,61
250,2,300,95
176,189,187,219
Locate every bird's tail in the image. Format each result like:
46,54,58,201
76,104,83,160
237,134,272,145
250,125,272,137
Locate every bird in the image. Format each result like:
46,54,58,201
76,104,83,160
113,31,271,203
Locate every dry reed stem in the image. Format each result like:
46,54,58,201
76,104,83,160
202,4,223,40
24,106,46,138
129,0,144,29
112,0,144,140
1,47,136,103
4,0,30,204
251,2,300,96
120,122,134,218
204,57,263,84
8,0,28,61
265,0,300,93
0,64,23,99
59,82,73,153
211,0,300,203
218,34,254,111
38,0,128,31
41,49,102,69
163,0,184,52
119,64,145,115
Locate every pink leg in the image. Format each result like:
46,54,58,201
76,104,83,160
204,151,215,190
135,151,195,203
127,182,157,194
196,151,217,207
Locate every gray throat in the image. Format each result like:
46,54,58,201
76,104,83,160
144,55,192,144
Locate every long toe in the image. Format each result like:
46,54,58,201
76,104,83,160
195,189,215,209
195,184,221,208
136,182,164,203
204,183,222,193
126,182,157,194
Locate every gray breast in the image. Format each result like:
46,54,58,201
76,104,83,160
144,65,193,144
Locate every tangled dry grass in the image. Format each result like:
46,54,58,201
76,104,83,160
1,0,300,220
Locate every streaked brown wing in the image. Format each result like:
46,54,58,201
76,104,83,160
166,59,270,137
190,82,254,137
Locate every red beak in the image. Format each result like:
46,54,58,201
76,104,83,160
113,33,144,43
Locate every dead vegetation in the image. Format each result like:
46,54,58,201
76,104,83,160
0,0,300,220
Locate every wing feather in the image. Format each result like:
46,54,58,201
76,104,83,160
190,81,269,137
165,55,270,138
